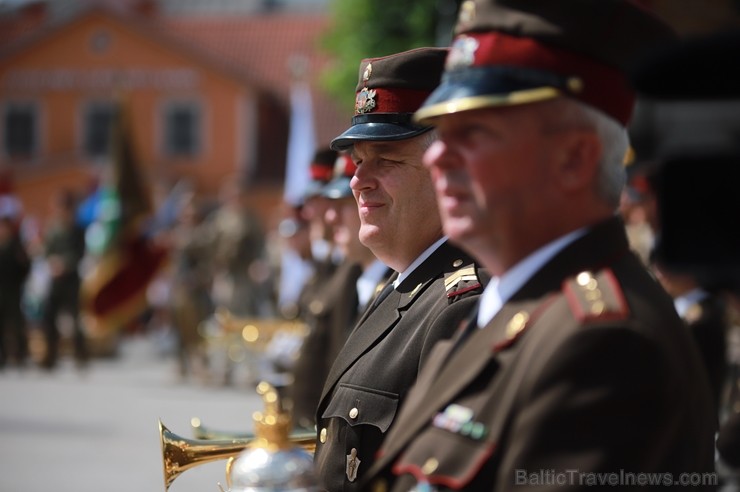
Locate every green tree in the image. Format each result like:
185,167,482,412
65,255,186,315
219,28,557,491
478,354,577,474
319,0,459,112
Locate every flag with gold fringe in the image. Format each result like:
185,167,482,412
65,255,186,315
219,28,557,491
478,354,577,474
80,101,168,334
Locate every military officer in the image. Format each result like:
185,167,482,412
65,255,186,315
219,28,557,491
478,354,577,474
313,47,487,491
364,1,717,491
277,148,339,321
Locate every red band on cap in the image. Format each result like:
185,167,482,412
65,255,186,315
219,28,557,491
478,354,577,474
466,31,634,125
340,154,356,178
310,165,333,182
354,87,433,115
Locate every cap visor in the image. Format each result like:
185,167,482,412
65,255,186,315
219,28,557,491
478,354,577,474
413,67,562,125
321,178,353,199
330,123,432,151
303,181,327,199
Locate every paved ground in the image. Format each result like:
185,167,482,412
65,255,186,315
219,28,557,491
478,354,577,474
0,334,266,492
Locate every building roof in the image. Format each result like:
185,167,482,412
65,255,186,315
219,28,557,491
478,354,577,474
162,14,347,145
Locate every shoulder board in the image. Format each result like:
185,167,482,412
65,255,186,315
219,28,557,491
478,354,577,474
563,269,630,323
444,263,483,300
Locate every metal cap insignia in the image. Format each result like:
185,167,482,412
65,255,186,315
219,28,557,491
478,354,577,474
446,35,479,71
355,87,377,114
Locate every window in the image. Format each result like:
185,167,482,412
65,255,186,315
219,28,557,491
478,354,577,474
3,102,37,158
83,102,117,158
163,102,200,157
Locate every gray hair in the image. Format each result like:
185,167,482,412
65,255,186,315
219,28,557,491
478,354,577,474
546,98,629,209
417,127,438,152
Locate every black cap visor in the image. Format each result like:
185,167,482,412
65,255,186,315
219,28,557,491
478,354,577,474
414,66,567,125
330,113,432,151
321,177,353,199
303,180,329,200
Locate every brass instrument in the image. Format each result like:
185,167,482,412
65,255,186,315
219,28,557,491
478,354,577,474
190,417,252,440
159,382,317,491
205,308,309,352
190,416,315,441
197,308,309,385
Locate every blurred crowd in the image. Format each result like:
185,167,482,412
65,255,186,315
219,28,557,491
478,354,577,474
0,146,382,396
0,163,315,384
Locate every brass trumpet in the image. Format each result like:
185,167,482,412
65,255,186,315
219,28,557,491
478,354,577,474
190,416,315,441
159,420,247,490
190,417,252,440
159,382,317,491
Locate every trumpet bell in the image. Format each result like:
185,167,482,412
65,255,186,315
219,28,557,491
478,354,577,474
159,421,316,490
160,382,318,491
159,420,251,491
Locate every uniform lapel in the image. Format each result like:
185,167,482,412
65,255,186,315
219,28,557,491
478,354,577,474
319,241,472,404
320,287,403,402
375,302,526,463
352,272,397,329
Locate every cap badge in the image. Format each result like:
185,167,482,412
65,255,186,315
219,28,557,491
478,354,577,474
355,87,377,114
446,35,479,71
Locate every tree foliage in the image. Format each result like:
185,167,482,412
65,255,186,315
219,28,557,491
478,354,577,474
318,0,459,112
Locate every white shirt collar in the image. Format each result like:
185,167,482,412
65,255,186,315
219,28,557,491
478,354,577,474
357,259,390,309
394,236,448,288
477,227,587,328
674,288,709,318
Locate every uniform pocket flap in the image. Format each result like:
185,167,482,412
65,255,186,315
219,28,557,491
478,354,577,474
392,427,495,490
321,384,399,433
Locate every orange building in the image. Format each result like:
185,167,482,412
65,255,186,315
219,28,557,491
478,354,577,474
0,1,346,226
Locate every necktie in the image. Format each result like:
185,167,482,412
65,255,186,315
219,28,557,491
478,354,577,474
369,280,395,310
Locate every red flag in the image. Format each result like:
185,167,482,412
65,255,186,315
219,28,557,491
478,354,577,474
80,102,167,333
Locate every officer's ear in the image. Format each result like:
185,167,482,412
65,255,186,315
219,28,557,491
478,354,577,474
551,128,602,193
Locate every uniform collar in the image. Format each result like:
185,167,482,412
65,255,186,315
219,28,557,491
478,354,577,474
394,236,448,288
477,227,586,327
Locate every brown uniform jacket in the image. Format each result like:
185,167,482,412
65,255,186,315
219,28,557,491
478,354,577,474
365,217,717,491
314,240,486,491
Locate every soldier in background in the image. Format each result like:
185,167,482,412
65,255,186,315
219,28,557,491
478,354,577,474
652,258,730,418
206,177,271,319
0,169,30,369
40,189,88,370
626,27,740,479
288,153,390,430
277,148,338,321
0,215,30,369
169,192,213,381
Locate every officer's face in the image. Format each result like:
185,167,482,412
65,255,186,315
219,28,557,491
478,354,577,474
350,136,442,272
424,104,560,272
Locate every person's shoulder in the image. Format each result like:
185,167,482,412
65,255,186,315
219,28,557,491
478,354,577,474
443,260,489,303
560,269,631,325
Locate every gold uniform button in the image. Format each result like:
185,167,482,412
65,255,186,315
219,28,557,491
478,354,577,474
309,300,324,314
576,271,593,286
349,407,359,419
319,427,327,443
422,457,439,475
506,311,529,339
